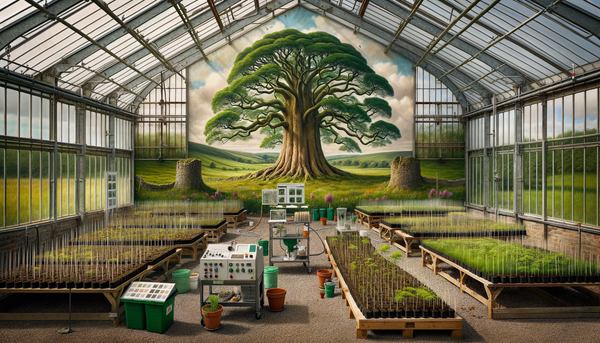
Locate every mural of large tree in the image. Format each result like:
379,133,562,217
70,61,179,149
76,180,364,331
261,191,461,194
205,29,401,179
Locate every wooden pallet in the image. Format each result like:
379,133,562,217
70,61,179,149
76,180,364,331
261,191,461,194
224,209,247,229
0,248,183,326
174,234,207,260
324,241,463,339
355,209,383,230
420,245,600,319
204,222,228,243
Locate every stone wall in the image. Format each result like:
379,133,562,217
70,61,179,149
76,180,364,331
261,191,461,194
467,208,600,257
0,212,105,252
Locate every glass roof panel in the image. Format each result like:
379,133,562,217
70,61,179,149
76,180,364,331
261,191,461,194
0,0,39,30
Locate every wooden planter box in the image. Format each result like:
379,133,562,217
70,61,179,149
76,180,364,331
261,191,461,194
324,241,463,339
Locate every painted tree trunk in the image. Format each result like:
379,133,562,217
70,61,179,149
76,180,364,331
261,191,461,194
250,98,346,180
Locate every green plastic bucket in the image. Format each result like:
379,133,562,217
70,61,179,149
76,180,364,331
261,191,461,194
264,266,279,289
327,208,334,221
258,240,269,256
320,208,326,219
312,209,319,221
172,269,191,294
324,281,335,298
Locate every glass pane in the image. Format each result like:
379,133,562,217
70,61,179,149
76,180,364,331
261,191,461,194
585,147,597,226
0,87,4,135
86,155,90,211
535,151,543,215
564,95,573,137
554,98,563,139
523,152,530,214
69,153,76,214
574,92,585,138
42,151,50,220
547,99,554,140
509,110,515,145
31,150,40,222
553,151,562,219
6,149,18,226
563,149,573,221
31,96,41,139
62,104,69,143
586,89,598,136
69,106,76,144
61,153,68,216
573,148,584,223
19,150,29,223
6,89,18,137
0,149,3,227
546,150,554,218
20,92,30,138
531,105,537,142
42,98,50,140
523,106,530,142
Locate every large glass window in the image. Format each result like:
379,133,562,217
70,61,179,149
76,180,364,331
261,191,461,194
136,71,187,159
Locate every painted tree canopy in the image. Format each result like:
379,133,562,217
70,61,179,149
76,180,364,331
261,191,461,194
205,29,401,179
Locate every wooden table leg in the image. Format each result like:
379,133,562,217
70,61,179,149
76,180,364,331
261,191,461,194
451,329,463,339
459,271,466,294
104,290,123,326
402,330,414,339
356,328,368,339
421,251,426,267
349,307,354,319
484,286,504,319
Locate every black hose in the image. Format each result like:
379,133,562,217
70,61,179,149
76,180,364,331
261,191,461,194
308,227,326,257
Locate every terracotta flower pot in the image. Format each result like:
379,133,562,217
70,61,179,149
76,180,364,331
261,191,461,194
317,269,332,287
320,218,327,225
202,304,224,330
266,288,287,311
320,292,325,299
334,216,338,222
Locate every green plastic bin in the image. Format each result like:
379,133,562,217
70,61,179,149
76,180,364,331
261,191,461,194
327,208,334,221
325,281,335,298
145,291,177,334
312,209,319,221
319,208,326,219
122,300,146,330
172,269,190,294
264,266,279,289
258,240,269,256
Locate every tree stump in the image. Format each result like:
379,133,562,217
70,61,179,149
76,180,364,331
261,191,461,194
173,158,207,191
388,156,422,190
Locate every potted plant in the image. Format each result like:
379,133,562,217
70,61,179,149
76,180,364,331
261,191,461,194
202,294,223,330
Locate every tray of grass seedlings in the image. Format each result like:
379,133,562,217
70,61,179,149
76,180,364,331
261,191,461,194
223,199,245,216
421,237,600,284
327,235,458,319
380,213,527,238
0,230,155,290
356,199,465,216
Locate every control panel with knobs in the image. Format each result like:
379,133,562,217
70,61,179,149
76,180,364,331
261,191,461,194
200,243,264,281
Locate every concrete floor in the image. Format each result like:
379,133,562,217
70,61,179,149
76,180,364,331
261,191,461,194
1,217,599,342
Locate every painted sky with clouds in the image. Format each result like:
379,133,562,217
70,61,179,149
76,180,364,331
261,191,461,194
187,7,414,155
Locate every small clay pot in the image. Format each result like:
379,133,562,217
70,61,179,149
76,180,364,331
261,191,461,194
320,292,325,299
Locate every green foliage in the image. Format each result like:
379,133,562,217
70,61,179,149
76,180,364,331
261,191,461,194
343,159,352,166
352,160,360,166
378,244,390,253
207,29,400,160
209,162,216,168
389,251,403,261
209,294,219,312
359,161,368,168
369,161,379,168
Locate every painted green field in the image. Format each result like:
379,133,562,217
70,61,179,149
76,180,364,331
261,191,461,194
134,144,467,212
326,151,412,164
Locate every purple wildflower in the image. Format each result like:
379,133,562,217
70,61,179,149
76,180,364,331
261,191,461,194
310,192,315,201
233,191,238,197
324,193,334,204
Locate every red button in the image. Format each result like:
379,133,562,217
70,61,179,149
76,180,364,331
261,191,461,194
204,274,207,278
204,268,207,271
209,268,212,271
229,275,233,279
215,274,218,278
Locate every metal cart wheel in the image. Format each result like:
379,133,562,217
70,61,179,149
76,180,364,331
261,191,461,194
255,312,261,319
201,317,205,326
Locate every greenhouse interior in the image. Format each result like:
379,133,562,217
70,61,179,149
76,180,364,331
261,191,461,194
1,0,600,341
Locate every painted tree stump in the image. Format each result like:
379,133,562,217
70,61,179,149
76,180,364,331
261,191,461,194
388,156,422,190
174,158,207,191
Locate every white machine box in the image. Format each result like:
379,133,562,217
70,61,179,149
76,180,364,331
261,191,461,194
200,243,264,281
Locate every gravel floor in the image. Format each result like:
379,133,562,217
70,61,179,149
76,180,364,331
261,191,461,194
1,217,599,343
